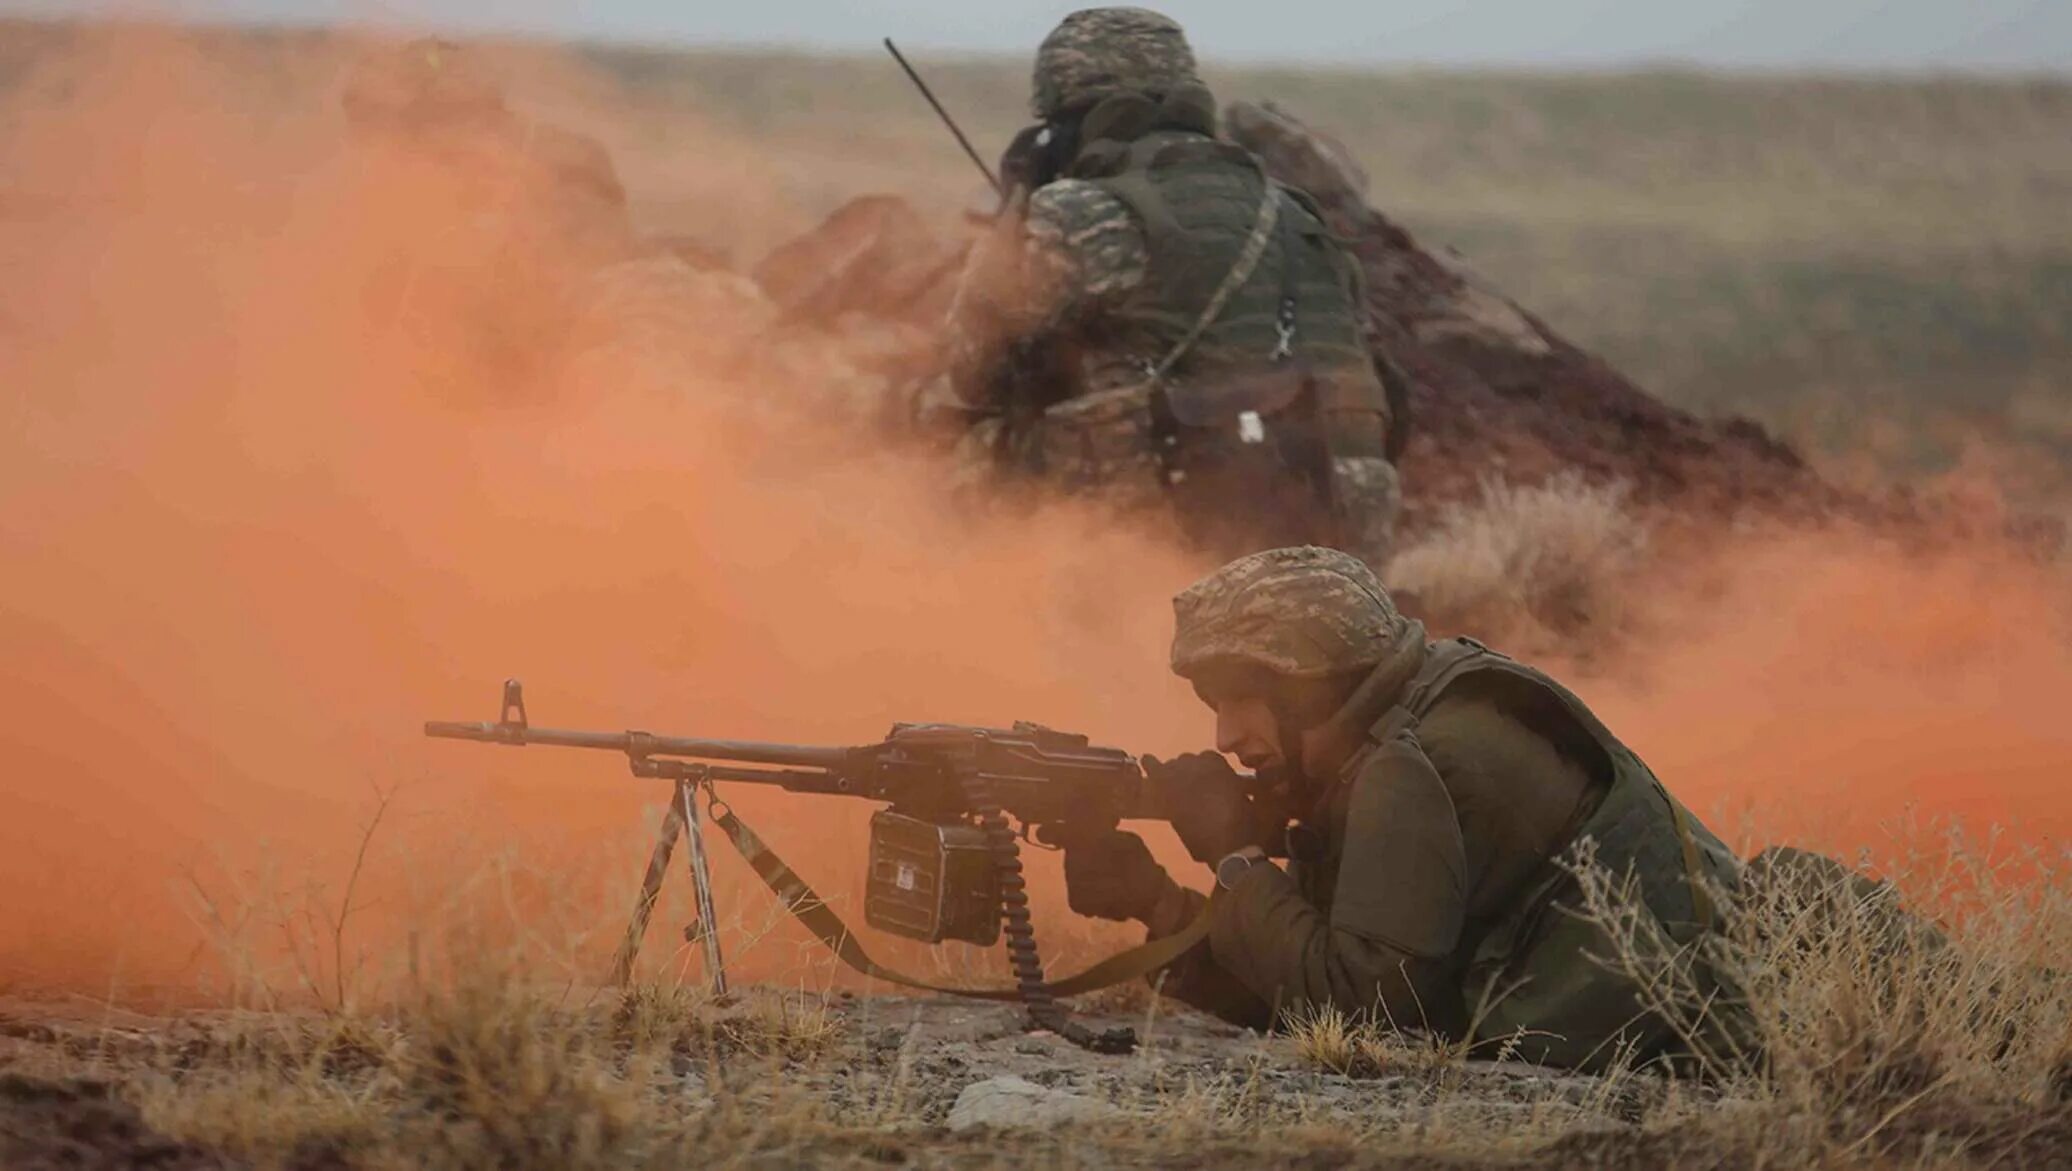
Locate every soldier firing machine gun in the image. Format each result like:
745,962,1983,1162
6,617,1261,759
426,680,1227,1053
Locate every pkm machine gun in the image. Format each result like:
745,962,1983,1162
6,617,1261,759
426,680,1186,1053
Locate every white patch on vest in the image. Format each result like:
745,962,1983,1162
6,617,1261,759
1238,410,1266,444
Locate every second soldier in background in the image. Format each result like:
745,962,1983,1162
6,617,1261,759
940,7,1407,569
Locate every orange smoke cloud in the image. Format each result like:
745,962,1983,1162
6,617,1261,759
0,27,1206,995
1,26,2064,1002
1585,529,2072,861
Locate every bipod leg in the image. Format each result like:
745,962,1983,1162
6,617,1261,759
679,780,729,996
610,786,686,986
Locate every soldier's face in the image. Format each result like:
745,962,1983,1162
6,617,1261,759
1194,670,1358,777
1208,693,1286,772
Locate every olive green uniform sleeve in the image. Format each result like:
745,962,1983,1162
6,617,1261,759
1141,686,1602,1035
1203,734,1469,1028
1136,883,1277,1030
942,179,1148,409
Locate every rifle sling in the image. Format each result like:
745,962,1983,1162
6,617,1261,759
1144,165,1282,385
708,803,1213,999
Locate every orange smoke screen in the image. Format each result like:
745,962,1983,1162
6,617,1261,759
1589,529,2072,861
0,29,2066,1000
0,28,1203,995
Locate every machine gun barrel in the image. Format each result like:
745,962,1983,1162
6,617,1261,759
424,680,1173,817
422,719,851,769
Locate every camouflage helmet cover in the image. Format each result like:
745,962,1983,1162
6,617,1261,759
1170,546,1407,680
1032,7,1201,118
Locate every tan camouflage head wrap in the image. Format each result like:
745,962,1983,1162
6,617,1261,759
1170,546,1407,680
1032,8,1201,118
341,38,506,131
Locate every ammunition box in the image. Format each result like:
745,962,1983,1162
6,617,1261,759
864,810,1001,946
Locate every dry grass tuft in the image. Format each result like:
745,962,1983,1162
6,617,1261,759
391,969,650,1170
129,977,851,1170
1389,472,1647,649
1284,1003,1462,1080
1568,827,2072,1166
610,981,845,1065
604,980,706,1055
707,989,847,1064
132,1059,387,1168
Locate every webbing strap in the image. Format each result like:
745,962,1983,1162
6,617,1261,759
1661,788,1718,933
708,803,1213,999
1044,908,1214,997
1271,184,1302,359
1144,168,1282,384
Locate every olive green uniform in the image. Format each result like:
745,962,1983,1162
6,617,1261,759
1145,547,1743,1072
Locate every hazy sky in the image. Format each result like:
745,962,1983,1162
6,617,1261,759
8,1,2071,71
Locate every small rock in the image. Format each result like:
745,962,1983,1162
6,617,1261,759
945,1075,1118,1133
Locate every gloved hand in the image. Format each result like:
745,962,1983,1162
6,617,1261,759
1144,751,1286,864
1062,830,1173,924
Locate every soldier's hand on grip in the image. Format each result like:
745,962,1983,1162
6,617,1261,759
1062,830,1170,923
1144,751,1285,863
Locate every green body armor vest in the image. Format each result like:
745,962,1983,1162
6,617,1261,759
1076,130,1378,424
1025,118,1399,564
1381,639,1745,1072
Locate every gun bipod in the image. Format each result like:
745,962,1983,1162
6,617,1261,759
610,763,729,996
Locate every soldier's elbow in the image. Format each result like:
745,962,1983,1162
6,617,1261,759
1320,940,1460,1034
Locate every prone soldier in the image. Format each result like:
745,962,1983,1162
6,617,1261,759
1066,546,1747,1071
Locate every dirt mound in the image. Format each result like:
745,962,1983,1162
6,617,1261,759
752,195,965,332
1222,101,1860,529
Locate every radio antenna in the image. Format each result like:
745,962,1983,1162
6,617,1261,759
884,38,1002,198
